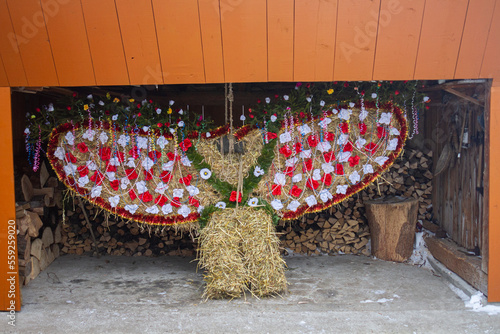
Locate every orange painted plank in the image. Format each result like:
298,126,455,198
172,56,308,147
268,0,294,82
152,0,205,84
372,0,425,81
198,0,224,83
220,0,267,83
0,0,27,86
414,0,468,80
115,0,163,85
0,55,9,86
6,0,58,86
488,83,500,302
81,0,129,85
41,0,95,86
455,0,496,79
334,0,381,81
294,0,337,82
480,2,500,81
0,87,20,311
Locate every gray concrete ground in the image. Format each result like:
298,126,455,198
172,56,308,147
5,254,500,334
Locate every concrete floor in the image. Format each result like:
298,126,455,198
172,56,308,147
6,254,500,334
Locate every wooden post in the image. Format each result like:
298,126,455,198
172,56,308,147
365,197,418,262
0,87,20,312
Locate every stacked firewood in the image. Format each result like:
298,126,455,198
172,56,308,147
16,173,64,285
277,147,434,256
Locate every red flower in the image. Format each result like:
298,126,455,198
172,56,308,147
303,159,313,172
137,112,142,117
116,151,125,163
77,165,89,177
365,142,378,154
180,138,192,151
272,184,282,196
395,90,400,95
155,195,168,207
348,155,360,167
321,173,332,186
129,189,137,201
324,151,336,163
340,122,349,133
299,112,306,119
106,164,117,172
358,123,367,135
90,171,104,185
324,132,335,141
306,178,319,190
335,163,344,175
377,126,387,139
284,166,295,177
307,135,319,148
139,191,153,203
167,152,180,161
125,168,138,180
143,170,154,180
160,171,173,183
179,174,192,185
189,197,200,208
99,147,111,161
171,197,181,208
229,191,242,202
148,150,161,160
267,132,277,140
110,180,120,191
344,82,349,87
128,146,140,159
77,142,88,153
65,152,77,163
289,185,303,197
279,145,293,158
343,142,354,152
72,92,77,97
295,142,303,153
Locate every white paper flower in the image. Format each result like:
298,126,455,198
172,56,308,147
336,184,348,194
274,173,286,186
87,94,93,100
320,100,325,107
82,129,95,141
363,164,374,174
198,206,204,214
306,97,312,103
374,156,389,166
280,132,292,143
359,109,369,122
300,149,312,159
24,127,30,135
319,189,333,203
305,195,317,207
312,169,322,181
317,141,331,152
248,197,259,207
271,199,283,210
126,158,136,168
112,115,118,121
98,100,105,106
387,138,399,151
121,177,130,189
283,95,289,101
169,100,175,106
355,138,367,150
146,206,159,214
292,173,303,183
423,96,430,102
108,157,120,166
87,161,98,171
169,128,176,134
349,102,355,108
136,181,147,194
141,99,148,105
99,132,108,144
318,117,332,128
322,163,334,174
178,121,185,128
371,93,377,99
142,157,155,170
338,108,352,121
125,204,139,214
250,166,263,178
156,108,162,114
137,137,148,149
178,109,184,115
332,108,339,114
337,134,349,145
65,132,75,145
186,185,200,197
298,124,311,135
155,182,168,194
338,151,352,162
390,128,400,136
54,147,65,160
173,188,184,198
240,114,246,121
109,195,120,208
206,132,211,138
271,115,277,122
200,168,212,180
378,112,392,125
156,136,168,149
265,97,270,103
285,157,298,167
117,134,129,147
287,200,301,212
78,175,89,187
63,163,77,176
90,186,102,198
180,156,192,167
47,103,54,111
162,204,173,215
162,161,175,171
215,202,226,209
106,172,116,181
349,170,361,184
178,205,191,218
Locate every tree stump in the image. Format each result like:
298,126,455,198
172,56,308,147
365,196,418,262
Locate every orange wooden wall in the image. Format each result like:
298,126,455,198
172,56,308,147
0,0,498,86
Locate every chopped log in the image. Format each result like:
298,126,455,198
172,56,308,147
29,257,40,280
365,196,418,262
17,234,31,261
39,249,50,271
42,227,54,248
54,223,62,243
51,243,60,259
21,211,44,238
31,238,43,261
